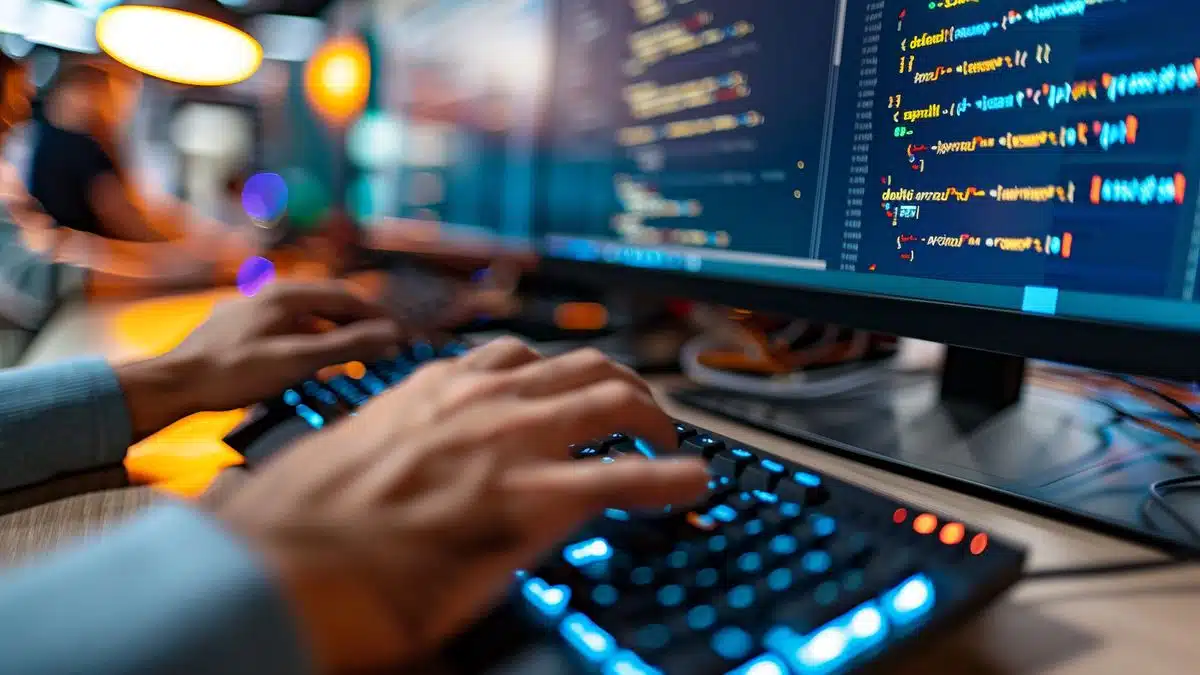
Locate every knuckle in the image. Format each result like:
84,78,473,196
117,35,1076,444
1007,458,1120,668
571,347,611,370
595,380,644,408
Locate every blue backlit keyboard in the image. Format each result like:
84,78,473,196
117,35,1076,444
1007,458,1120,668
225,343,1027,675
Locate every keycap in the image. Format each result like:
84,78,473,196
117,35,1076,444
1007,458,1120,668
674,423,698,443
683,435,725,458
710,450,752,479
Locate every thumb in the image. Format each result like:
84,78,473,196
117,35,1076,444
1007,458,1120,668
268,318,402,374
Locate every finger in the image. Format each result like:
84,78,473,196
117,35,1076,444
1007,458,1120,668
268,281,389,324
504,458,709,547
264,318,402,376
434,289,521,328
507,347,652,399
456,335,543,371
507,380,678,458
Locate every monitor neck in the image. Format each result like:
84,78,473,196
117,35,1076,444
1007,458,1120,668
939,346,1026,411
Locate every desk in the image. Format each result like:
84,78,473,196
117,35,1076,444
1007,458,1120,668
14,291,1200,674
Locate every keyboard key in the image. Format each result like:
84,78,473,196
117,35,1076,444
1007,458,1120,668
726,653,789,675
559,613,616,664
674,423,698,443
606,650,663,675
683,435,725,458
710,626,754,661
739,465,778,492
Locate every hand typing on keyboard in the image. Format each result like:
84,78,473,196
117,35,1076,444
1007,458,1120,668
210,337,710,674
113,281,404,440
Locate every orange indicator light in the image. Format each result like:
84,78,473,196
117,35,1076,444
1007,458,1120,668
939,522,966,546
913,513,938,535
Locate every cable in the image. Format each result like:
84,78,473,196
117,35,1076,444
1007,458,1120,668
1024,558,1193,581
1142,475,1200,544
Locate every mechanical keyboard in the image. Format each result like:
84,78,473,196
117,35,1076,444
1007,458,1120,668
224,343,1028,675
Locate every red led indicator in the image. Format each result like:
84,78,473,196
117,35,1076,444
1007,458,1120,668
893,508,908,524
970,533,989,555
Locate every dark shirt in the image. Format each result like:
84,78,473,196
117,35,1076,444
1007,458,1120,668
28,120,118,237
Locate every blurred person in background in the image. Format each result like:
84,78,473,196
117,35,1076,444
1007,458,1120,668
0,55,257,303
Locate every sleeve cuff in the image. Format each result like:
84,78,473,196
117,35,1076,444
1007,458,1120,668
0,358,132,490
0,503,315,675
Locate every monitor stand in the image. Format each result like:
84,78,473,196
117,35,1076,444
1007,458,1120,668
672,345,1200,554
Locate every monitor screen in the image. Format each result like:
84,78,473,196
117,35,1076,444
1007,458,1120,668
538,0,1200,334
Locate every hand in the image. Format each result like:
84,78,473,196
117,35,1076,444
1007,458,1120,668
211,338,709,674
114,282,401,439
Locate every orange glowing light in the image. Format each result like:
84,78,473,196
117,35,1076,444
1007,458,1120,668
305,36,371,126
345,361,367,380
939,522,966,546
892,508,908,524
554,302,610,331
970,533,989,555
913,513,938,535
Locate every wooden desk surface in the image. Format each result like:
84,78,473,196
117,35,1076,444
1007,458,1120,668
17,291,1200,674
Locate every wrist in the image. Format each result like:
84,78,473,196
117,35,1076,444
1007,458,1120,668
114,351,207,440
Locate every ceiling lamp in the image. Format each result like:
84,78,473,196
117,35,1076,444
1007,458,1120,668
305,35,371,127
95,5,262,86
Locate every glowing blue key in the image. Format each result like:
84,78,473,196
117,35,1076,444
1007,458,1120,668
605,508,630,521
634,437,657,458
564,538,613,567
780,502,802,518
811,515,836,537
295,405,324,429
687,604,717,630
631,567,654,585
744,519,764,536
794,472,822,487
657,584,685,607
770,534,799,556
727,584,755,609
559,613,615,664
711,627,753,661
708,535,728,553
359,373,387,395
606,650,664,675
766,600,891,674
802,551,832,574
737,552,763,574
282,389,301,406
732,448,753,459
761,459,785,474
753,490,779,504
882,574,936,625
592,585,618,606
412,341,436,361
521,578,571,620
725,653,790,675
767,567,793,592
667,550,689,569
695,568,719,588
710,505,738,523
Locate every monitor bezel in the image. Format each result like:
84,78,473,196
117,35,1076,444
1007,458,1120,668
530,0,1200,382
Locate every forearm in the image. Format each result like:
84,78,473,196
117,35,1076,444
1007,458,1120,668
0,356,202,492
0,504,315,675
0,359,134,492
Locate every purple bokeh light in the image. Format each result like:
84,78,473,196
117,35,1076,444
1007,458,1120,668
242,173,289,222
237,256,276,297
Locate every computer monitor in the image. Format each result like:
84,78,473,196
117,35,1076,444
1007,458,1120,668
533,1,1200,551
